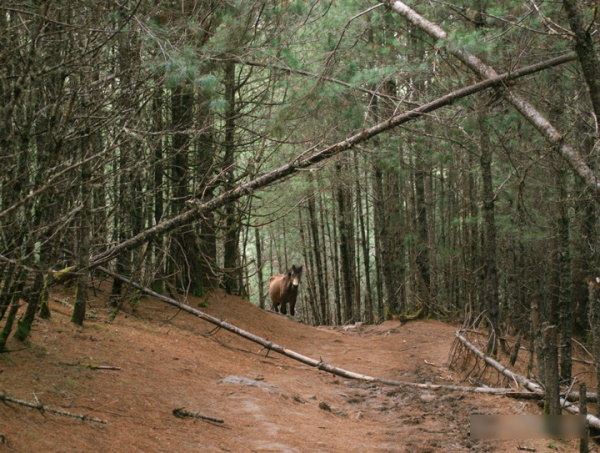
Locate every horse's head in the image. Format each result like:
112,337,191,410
287,265,303,288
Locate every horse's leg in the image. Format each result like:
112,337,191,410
290,301,295,317
281,302,287,315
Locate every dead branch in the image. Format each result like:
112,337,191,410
173,407,224,424
454,331,600,430
60,362,121,371
0,393,108,424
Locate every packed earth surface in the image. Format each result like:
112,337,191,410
0,283,587,452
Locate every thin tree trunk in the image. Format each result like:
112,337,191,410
555,166,572,382
255,227,265,309
318,190,332,324
478,104,499,355
330,193,342,325
223,59,239,295
336,160,356,323
355,151,374,323
308,190,327,324
71,137,91,326
414,163,431,309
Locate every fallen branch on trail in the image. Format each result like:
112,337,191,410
99,267,543,398
455,332,543,393
60,362,121,371
0,393,108,424
454,331,600,429
173,408,224,424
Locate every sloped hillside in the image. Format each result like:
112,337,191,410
0,284,580,452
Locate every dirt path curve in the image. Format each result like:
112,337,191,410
0,287,579,452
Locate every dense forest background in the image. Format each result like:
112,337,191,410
2,0,600,386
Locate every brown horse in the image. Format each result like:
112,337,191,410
269,265,303,316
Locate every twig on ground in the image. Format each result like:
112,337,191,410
173,407,224,424
60,362,121,371
0,393,108,424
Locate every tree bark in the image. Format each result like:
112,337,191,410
307,189,327,324
255,227,265,309
222,59,239,295
355,150,374,323
478,105,499,355
336,159,356,323
542,325,561,415
170,83,203,295
71,138,91,326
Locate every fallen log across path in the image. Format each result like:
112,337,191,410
454,331,600,430
100,266,545,399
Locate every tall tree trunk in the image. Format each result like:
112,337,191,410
151,85,165,293
318,191,332,323
554,166,572,382
330,190,342,325
308,189,327,324
197,89,217,291
170,83,203,294
355,150,374,323
478,104,499,355
299,209,319,324
71,134,91,326
373,165,386,321
336,159,356,323
414,162,431,309
255,227,265,309
222,59,239,295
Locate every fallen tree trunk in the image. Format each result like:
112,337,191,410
456,332,544,393
455,331,600,429
99,266,531,398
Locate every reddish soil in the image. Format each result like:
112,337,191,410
0,284,584,452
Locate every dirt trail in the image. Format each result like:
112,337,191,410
0,286,581,452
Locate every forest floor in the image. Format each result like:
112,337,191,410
0,282,590,452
